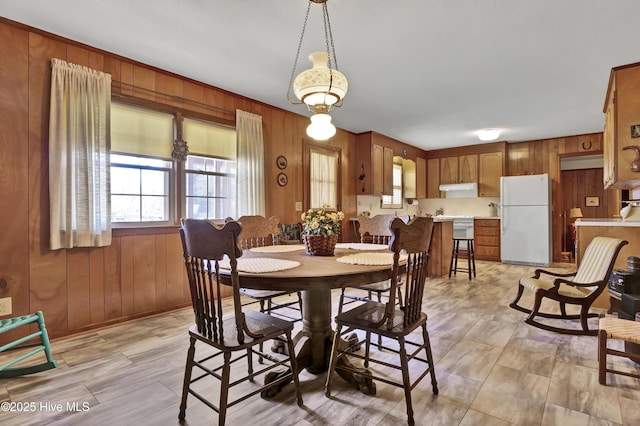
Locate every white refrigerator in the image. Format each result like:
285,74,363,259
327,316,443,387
500,174,551,266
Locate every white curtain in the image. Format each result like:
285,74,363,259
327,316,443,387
236,110,265,217
49,58,112,249
310,151,337,209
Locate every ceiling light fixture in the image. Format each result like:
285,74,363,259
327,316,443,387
477,128,501,141
287,0,348,141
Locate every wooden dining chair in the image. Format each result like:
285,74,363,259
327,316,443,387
338,214,398,315
325,217,437,426
227,215,303,324
510,236,628,335
178,219,303,425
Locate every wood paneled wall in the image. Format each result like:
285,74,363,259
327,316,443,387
505,132,619,262
0,18,358,340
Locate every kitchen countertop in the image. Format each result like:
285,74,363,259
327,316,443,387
574,218,640,227
473,216,500,220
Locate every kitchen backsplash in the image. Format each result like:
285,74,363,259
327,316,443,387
356,195,501,218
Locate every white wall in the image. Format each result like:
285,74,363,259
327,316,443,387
356,195,420,217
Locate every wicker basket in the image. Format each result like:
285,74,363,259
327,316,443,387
303,234,338,256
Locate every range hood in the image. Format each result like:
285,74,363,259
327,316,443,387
438,182,478,198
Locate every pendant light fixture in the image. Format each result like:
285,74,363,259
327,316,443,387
287,0,348,141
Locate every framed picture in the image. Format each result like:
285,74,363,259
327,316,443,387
585,196,599,207
277,172,288,187
276,155,287,169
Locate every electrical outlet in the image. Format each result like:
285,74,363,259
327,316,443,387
0,297,11,316
295,201,302,211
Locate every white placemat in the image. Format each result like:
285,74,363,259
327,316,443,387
218,257,300,273
248,245,305,253
335,242,388,251
336,252,407,266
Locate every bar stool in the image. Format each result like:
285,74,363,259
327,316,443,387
448,237,476,280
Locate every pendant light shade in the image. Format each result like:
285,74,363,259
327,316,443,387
294,51,348,109
306,113,336,141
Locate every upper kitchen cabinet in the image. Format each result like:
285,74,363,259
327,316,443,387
440,155,477,184
356,133,393,196
427,158,442,198
478,151,504,197
356,131,427,196
402,157,427,199
603,62,640,190
416,157,427,198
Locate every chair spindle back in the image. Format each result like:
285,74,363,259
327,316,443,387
180,219,245,343
388,217,434,327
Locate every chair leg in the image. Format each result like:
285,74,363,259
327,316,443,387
398,336,415,426
338,288,347,314
247,348,254,379
285,331,304,407
448,240,456,278
364,331,373,368
422,324,438,394
598,329,607,385
325,324,344,397
509,284,527,312
178,337,196,421
218,352,232,426
296,291,303,318
36,312,56,364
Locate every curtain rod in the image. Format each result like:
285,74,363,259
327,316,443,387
112,80,235,116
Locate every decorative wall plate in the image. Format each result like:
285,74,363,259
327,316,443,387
277,172,288,187
277,155,287,169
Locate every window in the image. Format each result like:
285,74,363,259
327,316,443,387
183,118,237,220
185,155,236,219
110,103,237,226
305,143,341,211
110,103,174,225
111,155,172,223
381,161,403,208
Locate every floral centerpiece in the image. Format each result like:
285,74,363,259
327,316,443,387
301,206,344,256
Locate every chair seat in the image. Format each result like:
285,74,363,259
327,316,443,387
600,317,640,344
335,301,426,337
519,276,587,298
191,309,293,349
240,288,290,300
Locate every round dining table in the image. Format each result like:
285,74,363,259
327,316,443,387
222,245,394,374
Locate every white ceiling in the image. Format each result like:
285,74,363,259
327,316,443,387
2,0,640,150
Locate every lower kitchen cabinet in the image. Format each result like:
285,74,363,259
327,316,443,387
474,219,500,261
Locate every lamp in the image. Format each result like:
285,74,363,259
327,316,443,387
562,207,583,263
478,128,501,141
287,0,348,141
569,207,583,219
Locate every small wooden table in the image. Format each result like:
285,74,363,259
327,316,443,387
223,247,394,374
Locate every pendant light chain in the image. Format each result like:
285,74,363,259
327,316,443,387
287,2,312,104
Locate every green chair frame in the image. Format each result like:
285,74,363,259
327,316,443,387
0,311,58,378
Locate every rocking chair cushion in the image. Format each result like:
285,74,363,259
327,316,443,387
519,276,587,298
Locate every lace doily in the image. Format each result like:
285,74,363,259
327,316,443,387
336,252,407,266
249,245,305,253
218,257,300,273
335,243,388,251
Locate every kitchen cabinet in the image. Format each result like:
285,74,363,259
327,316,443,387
416,157,427,198
427,158,442,198
474,219,500,261
603,63,640,190
402,158,416,198
478,152,503,197
357,133,394,196
440,155,477,184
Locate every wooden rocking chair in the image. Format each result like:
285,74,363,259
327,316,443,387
510,236,628,336
0,311,58,378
